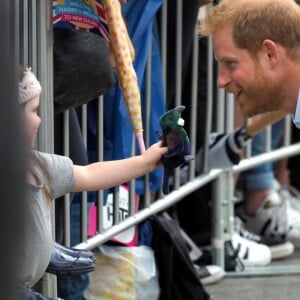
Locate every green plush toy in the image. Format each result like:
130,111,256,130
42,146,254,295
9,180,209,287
159,105,193,194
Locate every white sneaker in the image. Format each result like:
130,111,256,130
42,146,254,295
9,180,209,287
239,188,300,248
234,216,294,259
231,232,272,267
277,185,300,247
194,263,225,285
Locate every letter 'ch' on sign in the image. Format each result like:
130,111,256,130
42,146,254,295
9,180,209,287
88,185,139,246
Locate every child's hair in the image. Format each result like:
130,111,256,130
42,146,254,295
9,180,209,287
30,152,52,202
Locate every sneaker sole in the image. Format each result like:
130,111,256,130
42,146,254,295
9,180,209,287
269,241,294,259
46,265,95,276
200,268,225,285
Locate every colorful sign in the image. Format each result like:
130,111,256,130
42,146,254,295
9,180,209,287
53,0,110,41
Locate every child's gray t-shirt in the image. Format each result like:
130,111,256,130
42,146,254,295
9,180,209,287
22,151,75,287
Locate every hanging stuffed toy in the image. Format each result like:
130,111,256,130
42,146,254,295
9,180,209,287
159,106,193,194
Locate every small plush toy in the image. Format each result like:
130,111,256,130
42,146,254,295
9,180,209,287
159,106,193,194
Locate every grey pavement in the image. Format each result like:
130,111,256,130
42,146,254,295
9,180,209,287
206,249,300,300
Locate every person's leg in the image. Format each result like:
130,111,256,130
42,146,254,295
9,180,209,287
275,158,290,186
236,120,300,253
288,124,300,188
241,120,284,215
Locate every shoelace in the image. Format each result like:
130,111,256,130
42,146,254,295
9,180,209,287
224,240,244,272
264,198,290,237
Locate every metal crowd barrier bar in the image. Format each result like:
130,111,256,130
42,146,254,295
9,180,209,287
76,169,223,250
224,142,300,277
61,110,72,247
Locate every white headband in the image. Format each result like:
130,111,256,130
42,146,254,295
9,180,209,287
19,68,42,104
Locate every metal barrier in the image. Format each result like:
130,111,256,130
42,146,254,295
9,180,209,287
19,0,300,297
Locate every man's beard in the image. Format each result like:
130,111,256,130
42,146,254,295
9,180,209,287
227,65,284,118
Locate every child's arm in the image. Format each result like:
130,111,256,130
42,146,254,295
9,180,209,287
72,141,167,192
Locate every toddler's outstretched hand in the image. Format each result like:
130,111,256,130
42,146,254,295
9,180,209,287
141,141,168,172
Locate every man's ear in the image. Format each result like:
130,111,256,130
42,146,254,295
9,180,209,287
260,39,280,67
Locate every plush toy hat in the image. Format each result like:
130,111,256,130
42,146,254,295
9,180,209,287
19,68,42,104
